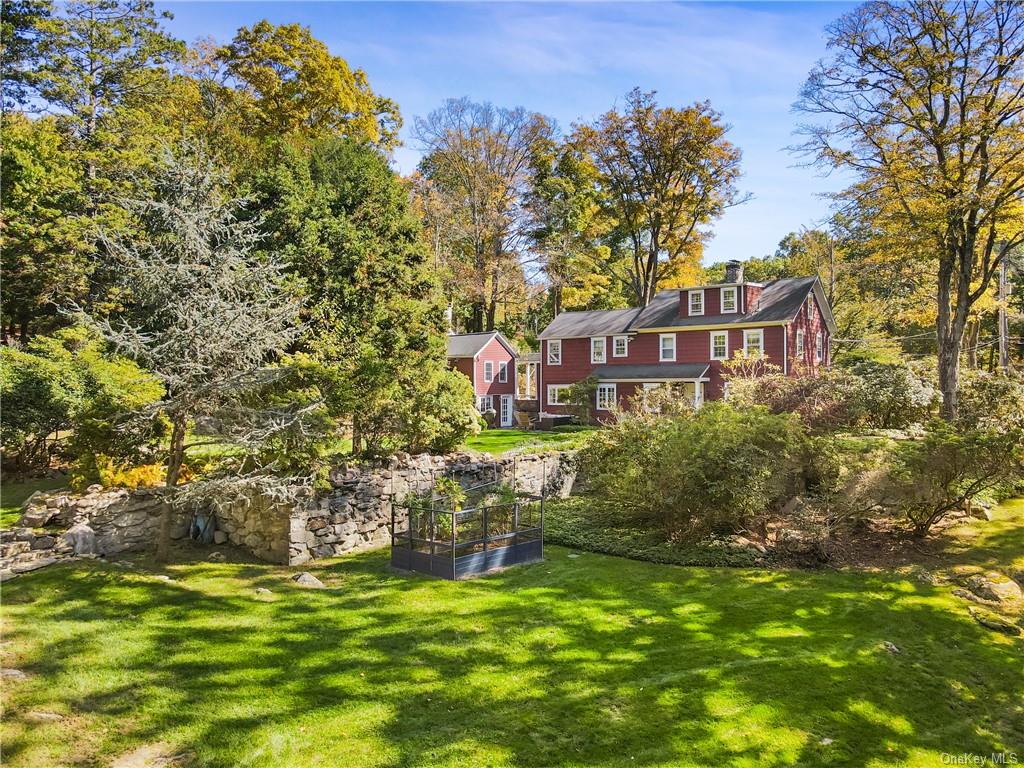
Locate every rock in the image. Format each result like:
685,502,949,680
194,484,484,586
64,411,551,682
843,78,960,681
20,491,46,510
30,535,56,550
153,574,172,582
213,530,228,545
2,668,29,680
63,523,97,556
18,506,55,528
728,535,768,554
952,588,988,605
207,551,226,562
307,517,328,532
169,522,188,540
970,506,993,521
11,557,58,574
966,573,1023,603
969,607,1022,635
255,587,272,596
882,641,901,654
25,711,64,722
86,484,103,494
291,571,324,588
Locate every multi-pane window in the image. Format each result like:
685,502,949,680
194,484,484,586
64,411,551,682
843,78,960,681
815,332,823,362
547,340,561,365
721,286,738,313
743,329,764,357
547,385,568,405
688,290,704,315
710,331,728,360
483,361,494,382
596,383,616,411
477,395,493,412
796,329,805,357
591,337,606,364
613,335,628,357
498,361,508,382
659,333,676,362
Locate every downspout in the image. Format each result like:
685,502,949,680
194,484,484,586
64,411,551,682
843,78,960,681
783,325,788,375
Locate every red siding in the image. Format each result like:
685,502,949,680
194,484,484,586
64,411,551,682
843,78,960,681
786,291,830,373
541,325,791,409
449,357,475,390
474,337,516,397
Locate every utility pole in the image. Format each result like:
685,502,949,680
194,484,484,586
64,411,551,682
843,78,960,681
998,242,1010,374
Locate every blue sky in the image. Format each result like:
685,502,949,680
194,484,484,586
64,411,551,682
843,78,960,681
159,1,857,265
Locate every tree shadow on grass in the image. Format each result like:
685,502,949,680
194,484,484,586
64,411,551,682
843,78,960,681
2,547,1022,768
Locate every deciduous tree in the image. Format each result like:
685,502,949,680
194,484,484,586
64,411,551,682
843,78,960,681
796,0,1024,418
574,89,748,307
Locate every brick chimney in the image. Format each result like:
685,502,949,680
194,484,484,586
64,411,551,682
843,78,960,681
725,260,744,284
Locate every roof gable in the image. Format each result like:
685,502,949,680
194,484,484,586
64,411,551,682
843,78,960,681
447,331,518,359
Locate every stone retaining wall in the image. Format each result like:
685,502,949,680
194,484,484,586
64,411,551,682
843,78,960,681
2,450,577,574
290,450,576,565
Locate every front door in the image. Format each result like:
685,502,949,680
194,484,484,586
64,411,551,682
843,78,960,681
500,394,513,427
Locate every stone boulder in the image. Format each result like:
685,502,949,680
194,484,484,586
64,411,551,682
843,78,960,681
966,573,1023,603
291,571,325,588
969,607,1022,636
19,504,55,528
63,523,97,556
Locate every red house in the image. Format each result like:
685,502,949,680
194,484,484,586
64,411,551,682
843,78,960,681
537,262,836,418
447,331,519,427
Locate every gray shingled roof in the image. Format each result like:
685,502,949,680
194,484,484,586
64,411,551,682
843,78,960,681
447,332,518,358
537,277,835,339
537,308,642,340
592,363,710,381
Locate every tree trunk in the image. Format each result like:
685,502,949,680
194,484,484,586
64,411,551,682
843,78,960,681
965,319,980,369
157,412,188,563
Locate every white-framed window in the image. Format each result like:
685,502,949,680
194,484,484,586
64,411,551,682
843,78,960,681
547,339,561,365
710,330,728,361
688,289,704,316
641,382,660,412
590,336,606,364
796,329,805,358
483,360,494,382
596,383,616,410
612,335,629,357
806,295,815,320
743,328,764,358
721,286,738,313
498,360,508,383
477,395,493,412
815,332,823,363
659,333,676,362
547,384,569,405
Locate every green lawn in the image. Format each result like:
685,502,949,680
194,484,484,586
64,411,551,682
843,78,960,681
0,476,68,529
464,425,597,456
3,516,1022,768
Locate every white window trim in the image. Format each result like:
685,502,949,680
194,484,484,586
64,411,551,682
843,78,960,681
596,383,616,411
483,360,494,382
612,335,629,358
477,395,493,412
815,332,823,363
720,286,738,314
547,339,561,366
710,330,729,361
498,360,508,383
688,289,705,316
743,328,764,358
547,384,569,405
796,329,805,358
659,333,676,362
590,336,606,364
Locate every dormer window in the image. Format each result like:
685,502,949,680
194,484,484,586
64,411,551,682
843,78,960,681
688,290,704,316
721,286,738,313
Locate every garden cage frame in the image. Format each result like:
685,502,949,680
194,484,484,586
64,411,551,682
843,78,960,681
390,460,546,580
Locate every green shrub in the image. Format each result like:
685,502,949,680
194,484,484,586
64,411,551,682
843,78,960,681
956,370,1024,433
889,419,1024,536
839,357,937,428
0,327,164,475
579,402,806,542
726,367,867,431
